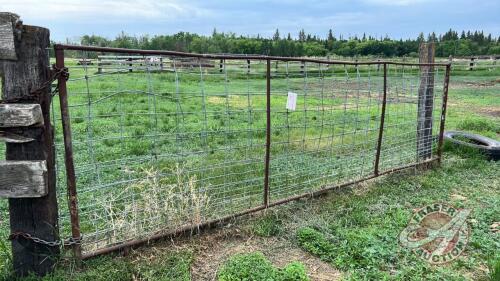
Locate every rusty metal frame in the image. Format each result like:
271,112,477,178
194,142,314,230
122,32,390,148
53,44,451,260
374,63,388,175
54,44,450,67
437,64,451,162
263,59,271,207
54,46,82,260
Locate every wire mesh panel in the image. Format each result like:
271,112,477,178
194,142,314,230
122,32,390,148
53,45,450,257
53,51,268,253
379,64,445,171
269,62,382,201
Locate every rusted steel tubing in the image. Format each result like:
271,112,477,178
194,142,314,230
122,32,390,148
55,48,83,260
437,64,451,162
263,59,271,207
80,157,438,260
53,44,450,67
374,63,388,176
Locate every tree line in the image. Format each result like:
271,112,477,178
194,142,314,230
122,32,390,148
76,28,499,57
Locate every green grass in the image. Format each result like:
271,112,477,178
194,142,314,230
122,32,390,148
0,56,498,280
251,211,283,237
1,250,193,281
217,252,309,281
288,141,499,280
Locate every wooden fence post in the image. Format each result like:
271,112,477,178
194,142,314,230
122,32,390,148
0,12,59,277
416,42,435,161
97,56,102,73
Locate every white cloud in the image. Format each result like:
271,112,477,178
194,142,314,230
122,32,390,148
0,0,211,22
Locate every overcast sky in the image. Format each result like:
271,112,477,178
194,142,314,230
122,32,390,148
1,0,499,42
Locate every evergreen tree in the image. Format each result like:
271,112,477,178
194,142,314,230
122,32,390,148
273,29,280,41
298,29,306,42
328,29,334,41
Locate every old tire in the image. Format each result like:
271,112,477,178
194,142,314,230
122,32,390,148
444,131,500,160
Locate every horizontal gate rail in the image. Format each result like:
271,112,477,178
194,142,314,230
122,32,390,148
55,44,451,66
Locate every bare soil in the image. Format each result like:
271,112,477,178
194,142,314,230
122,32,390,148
190,227,342,281
449,78,500,89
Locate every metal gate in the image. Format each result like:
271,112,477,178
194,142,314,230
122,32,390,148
52,44,450,258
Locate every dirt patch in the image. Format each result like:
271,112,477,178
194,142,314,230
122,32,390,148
478,106,500,118
450,193,468,202
208,95,249,108
190,227,341,281
450,78,500,89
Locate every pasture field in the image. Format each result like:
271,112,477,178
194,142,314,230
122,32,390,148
0,57,498,280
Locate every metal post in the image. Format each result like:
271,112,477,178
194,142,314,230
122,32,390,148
437,64,451,163
374,63,387,175
54,46,83,261
263,59,271,207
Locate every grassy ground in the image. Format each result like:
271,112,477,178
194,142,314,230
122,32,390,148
0,58,498,280
2,142,498,281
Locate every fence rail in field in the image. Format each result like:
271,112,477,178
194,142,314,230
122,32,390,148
52,44,450,259
96,55,165,73
447,56,498,71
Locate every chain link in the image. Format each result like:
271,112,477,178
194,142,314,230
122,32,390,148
0,64,69,104
9,232,81,247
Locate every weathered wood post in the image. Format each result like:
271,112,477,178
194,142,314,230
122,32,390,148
97,56,102,73
0,12,59,276
416,42,435,161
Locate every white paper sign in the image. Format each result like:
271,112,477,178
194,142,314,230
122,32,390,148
286,92,298,111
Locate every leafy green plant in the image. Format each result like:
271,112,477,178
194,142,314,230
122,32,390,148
217,252,309,281
280,262,309,281
296,227,334,260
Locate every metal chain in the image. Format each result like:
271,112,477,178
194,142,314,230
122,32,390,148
9,231,82,247
0,64,69,104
